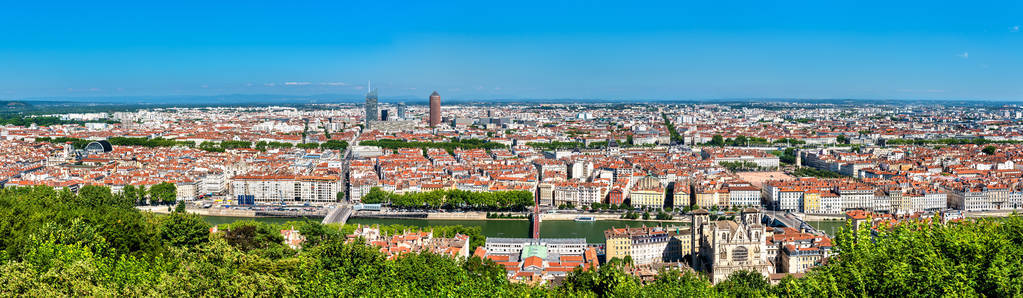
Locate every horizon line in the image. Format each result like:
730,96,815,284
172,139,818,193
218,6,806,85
6,93,1023,103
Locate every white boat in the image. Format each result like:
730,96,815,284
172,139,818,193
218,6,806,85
574,216,596,222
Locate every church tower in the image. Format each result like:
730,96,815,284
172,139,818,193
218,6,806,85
741,208,762,226
690,208,710,268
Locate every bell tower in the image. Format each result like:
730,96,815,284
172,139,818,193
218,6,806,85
690,208,710,269
741,208,762,226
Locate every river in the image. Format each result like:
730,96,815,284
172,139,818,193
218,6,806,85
202,216,685,243
807,220,849,237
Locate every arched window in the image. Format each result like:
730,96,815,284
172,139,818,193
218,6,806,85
720,248,727,260
733,246,749,262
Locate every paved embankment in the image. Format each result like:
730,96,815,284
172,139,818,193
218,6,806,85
138,206,258,217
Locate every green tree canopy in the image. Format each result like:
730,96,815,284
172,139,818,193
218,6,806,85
149,182,177,205
983,145,997,155
159,212,210,247
222,220,285,252
1,185,1022,296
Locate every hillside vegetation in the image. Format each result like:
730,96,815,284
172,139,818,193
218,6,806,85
0,185,1020,296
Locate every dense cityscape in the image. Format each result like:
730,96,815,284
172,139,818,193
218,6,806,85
4,1,1022,296
2,92,1023,295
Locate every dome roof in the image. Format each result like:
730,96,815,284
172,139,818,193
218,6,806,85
85,140,112,152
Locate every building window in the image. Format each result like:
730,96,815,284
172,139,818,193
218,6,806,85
733,246,749,262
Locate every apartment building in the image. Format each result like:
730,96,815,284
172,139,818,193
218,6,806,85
945,186,994,211
701,148,781,170
629,176,665,209
767,227,833,274
476,238,597,284
604,226,690,265
230,174,342,204
553,181,608,207
727,184,761,207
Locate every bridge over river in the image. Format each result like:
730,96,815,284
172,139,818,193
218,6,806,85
531,204,540,239
763,209,822,235
321,204,354,225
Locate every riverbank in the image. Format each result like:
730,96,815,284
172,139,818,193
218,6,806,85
964,209,1022,218
541,212,688,222
802,214,846,221
139,205,260,217
199,215,686,243
806,220,848,236
155,206,692,223
353,210,691,222
354,211,524,220
801,210,1022,221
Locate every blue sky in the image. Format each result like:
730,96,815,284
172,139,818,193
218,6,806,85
1,0,1021,101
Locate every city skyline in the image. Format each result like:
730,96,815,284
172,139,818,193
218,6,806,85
3,1,1023,295
2,89,1022,294
2,1,1022,101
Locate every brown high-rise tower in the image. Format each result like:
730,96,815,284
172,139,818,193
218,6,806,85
429,91,441,126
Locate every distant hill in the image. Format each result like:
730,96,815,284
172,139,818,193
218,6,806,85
1,101,30,107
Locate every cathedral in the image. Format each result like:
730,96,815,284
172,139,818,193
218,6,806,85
691,208,774,283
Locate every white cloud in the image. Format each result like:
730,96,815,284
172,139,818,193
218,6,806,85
284,82,311,86
264,83,276,87
1012,25,1020,32
957,52,969,59
320,82,348,86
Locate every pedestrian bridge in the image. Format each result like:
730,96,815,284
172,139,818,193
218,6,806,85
322,204,354,225
763,210,822,235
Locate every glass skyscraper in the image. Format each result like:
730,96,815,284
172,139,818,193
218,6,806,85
364,88,378,128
